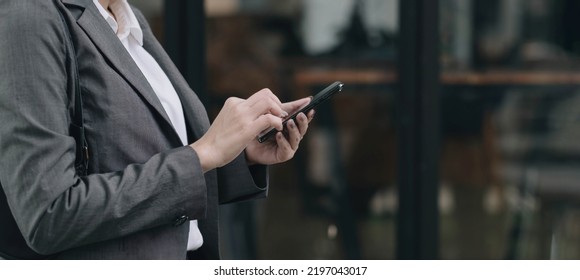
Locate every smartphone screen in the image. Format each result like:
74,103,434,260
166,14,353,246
257,81,344,143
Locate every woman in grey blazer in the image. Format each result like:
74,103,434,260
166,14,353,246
0,0,313,259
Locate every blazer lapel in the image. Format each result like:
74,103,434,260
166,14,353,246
62,0,178,141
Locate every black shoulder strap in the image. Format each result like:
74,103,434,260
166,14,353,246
58,8,89,176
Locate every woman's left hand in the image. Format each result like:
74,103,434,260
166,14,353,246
245,97,314,165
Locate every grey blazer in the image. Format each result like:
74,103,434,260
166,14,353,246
0,0,267,259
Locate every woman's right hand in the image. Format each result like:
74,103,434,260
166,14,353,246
189,88,287,172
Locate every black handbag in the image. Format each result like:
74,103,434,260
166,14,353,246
62,9,89,177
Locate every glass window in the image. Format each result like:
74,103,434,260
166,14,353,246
440,0,580,259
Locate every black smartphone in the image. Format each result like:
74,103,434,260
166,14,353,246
257,81,344,143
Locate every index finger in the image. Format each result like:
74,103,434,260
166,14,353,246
247,88,283,108
247,88,287,117
281,97,312,114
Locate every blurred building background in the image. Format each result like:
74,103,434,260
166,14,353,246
131,0,580,259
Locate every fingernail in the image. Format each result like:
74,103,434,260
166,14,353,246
288,120,295,128
281,111,289,118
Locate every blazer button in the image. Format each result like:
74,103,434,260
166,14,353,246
173,215,188,227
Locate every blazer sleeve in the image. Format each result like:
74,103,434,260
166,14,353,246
0,1,207,255
217,154,269,205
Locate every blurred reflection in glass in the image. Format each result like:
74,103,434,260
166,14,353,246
440,0,580,259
